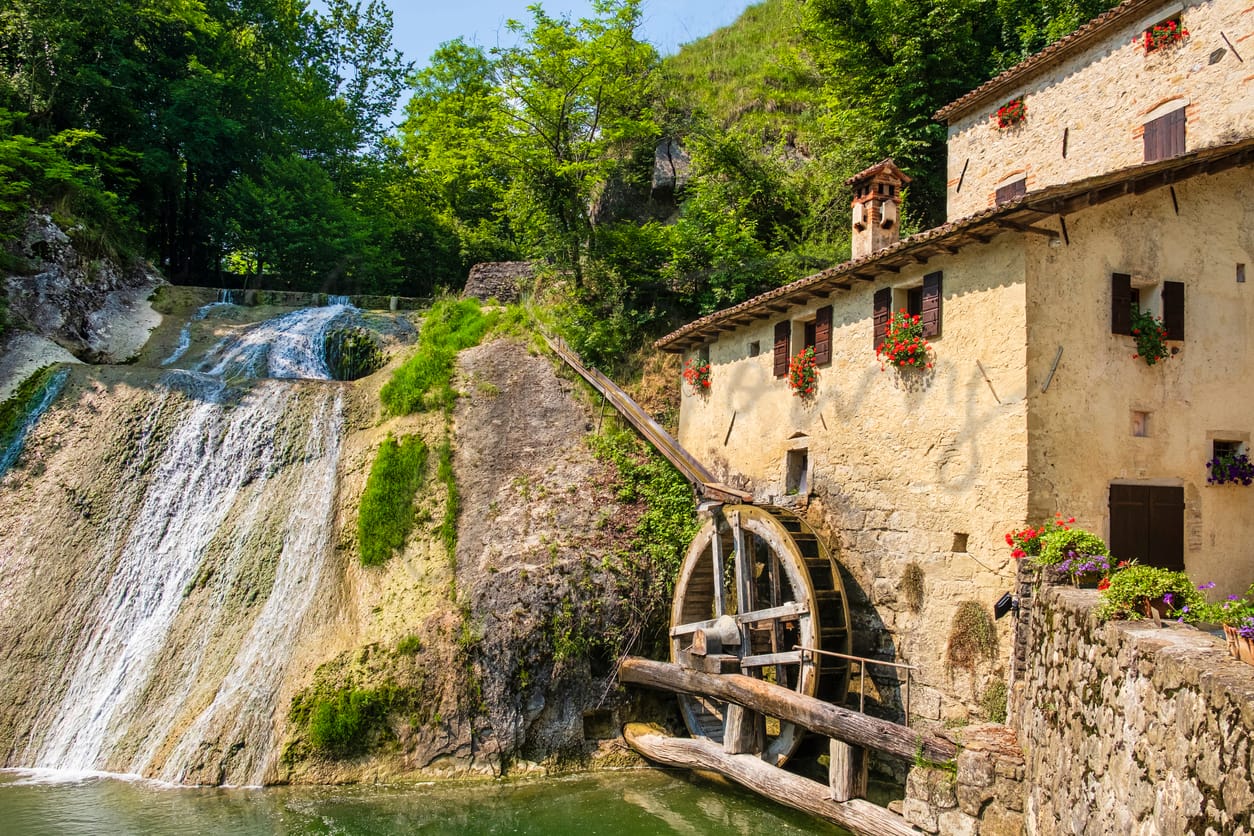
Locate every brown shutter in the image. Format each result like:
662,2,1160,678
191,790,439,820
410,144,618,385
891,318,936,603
1162,280,1184,340
921,272,942,338
773,320,791,378
1144,108,1186,162
1147,486,1185,570
1111,273,1132,335
873,288,891,349
995,179,1026,206
1143,117,1161,162
1109,484,1149,564
813,305,832,364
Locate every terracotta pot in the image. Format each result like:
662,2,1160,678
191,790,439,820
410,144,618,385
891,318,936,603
1222,625,1254,664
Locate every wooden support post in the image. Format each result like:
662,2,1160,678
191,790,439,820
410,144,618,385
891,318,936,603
723,703,766,755
829,739,868,802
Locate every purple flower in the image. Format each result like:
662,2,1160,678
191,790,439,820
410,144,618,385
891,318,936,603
1198,581,1216,590
1163,593,1174,606
1228,595,1240,602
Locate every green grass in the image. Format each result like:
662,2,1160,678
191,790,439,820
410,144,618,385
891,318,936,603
395,634,423,655
357,434,428,566
380,298,499,415
436,434,458,563
289,685,415,757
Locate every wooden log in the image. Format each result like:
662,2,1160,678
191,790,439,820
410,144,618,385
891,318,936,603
624,724,919,836
830,739,867,802
620,657,956,762
679,650,740,674
723,704,765,754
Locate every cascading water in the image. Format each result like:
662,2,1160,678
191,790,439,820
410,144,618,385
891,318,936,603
4,302,350,786
160,301,231,367
0,368,69,477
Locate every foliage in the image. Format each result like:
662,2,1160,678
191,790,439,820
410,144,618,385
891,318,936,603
903,562,925,612
436,435,459,563
395,634,423,655
877,310,932,371
945,599,997,672
357,434,428,567
1142,19,1187,51
1035,526,1108,568
1005,513,1074,559
1096,564,1202,621
995,98,1026,129
1170,583,1254,634
591,427,698,638
289,684,408,757
787,346,818,397
380,298,497,415
1130,307,1170,365
323,327,385,381
682,358,711,392
980,679,1008,723
1207,452,1254,486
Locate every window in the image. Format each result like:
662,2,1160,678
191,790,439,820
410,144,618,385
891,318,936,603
1141,14,1185,53
773,321,791,378
1144,107,1185,162
787,305,833,366
877,273,942,347
1214,439,1245,460
785,449,809,495
1109,484,1184,570
1111,273,1184,339
995,178,1026,206
748,340,761,358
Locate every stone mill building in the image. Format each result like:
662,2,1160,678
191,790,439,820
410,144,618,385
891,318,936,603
656,0,1254,724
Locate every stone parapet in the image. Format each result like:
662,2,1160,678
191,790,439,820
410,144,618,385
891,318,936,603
905,723,1027,835
1016,585,1254,834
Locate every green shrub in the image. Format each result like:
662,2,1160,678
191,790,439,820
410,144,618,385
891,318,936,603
289,686,399,757
1036,527,1108,567
358,434,428,566
1097,564,1203,621
395,634,423,655
380,298,497,414
323,327,386,380
980,679,1008,724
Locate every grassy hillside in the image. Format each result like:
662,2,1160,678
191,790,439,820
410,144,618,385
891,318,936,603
660,0,821,150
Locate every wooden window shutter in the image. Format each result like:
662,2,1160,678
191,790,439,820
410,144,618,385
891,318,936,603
1162,280,1184,340
1109,484,1150,564
1144,108,1185,162
1147,486,1185,570
995,179,1026,206
873,288,891,349
1109,484,1184,569
1111,273,1132,335
773,320,791,378
921,272,943,339
813,305,833,364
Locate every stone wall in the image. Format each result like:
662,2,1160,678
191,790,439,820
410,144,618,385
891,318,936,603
1016,585,1254,834
943,0,1253,220
904,724,1027,836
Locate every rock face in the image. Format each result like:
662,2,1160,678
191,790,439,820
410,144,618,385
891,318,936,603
462,262,533,304
4,213,164,363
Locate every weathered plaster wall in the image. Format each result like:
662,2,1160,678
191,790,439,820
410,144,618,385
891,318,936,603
675,238,1031,722
945,0,1253,219
1016,586,1254,834
1024,166,1254,594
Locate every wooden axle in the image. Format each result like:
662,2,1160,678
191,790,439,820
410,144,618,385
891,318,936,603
624,724,919,836
620,657,956,763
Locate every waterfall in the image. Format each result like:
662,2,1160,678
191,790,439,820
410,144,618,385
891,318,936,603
326,294,351,306
0,368,69,477
160,301,231,367
13,303,349,785
197,304,350,380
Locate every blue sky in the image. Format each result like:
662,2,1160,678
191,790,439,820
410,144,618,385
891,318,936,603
389,1,759,68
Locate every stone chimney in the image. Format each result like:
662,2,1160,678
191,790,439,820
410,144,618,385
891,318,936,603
846,159,911,260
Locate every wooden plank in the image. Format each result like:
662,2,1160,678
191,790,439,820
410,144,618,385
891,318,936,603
670,602,808,637
624,724,919,836
740,650,803,668
830,739,868,802
620,657,957,762
723,704,765,755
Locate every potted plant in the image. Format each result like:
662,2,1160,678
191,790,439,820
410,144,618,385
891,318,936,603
1005,514,1075,560
1141,19,1188,52
683,357,711,393
994,98,1027,129
1130,307,1170,365
1096,564,1203,622
876,310,933,371
1207,452,1254,486
1169,583,1254,664
1035,526,1110,586
788,346,818,398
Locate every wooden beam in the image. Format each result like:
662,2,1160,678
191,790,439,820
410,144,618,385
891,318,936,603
723,704,765,755
624,725,919,836
994,218,1059,239
620,657,957,762
740,650,804,668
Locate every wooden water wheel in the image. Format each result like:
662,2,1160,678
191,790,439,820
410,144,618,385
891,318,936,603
669,505,851,766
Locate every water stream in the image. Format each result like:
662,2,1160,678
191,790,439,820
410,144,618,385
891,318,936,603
0,367,69,477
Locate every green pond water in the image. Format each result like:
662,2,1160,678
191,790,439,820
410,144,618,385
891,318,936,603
0,769,851,835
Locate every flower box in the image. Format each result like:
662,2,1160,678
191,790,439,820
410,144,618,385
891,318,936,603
1207,452,1254,486
788,346,818,398
994,98,1026,130
1141,19,1188,52
683,358,711,392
